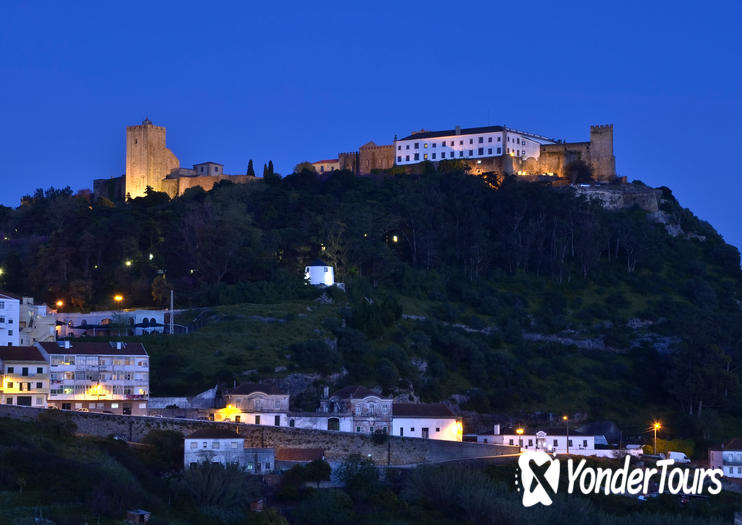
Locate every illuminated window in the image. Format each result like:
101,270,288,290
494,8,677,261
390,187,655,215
423,154,428,160
423,143,427,148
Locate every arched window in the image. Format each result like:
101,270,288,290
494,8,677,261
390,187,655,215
80,320,87,326
289,419,295,428
150,317,156,325
142,318,149,326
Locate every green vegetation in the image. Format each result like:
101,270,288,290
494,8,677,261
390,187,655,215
1,169,741,450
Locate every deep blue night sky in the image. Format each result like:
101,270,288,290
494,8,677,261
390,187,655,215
1,1,741,248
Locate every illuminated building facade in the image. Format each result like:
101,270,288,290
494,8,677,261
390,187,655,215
394,125,548,166
0,292,21,347
392,403,462,441
217,383,290,425
0,346,49,407
38,341,149,416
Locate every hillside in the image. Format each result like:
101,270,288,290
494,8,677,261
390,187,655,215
1,168,742,448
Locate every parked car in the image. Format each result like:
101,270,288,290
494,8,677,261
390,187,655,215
667,451,691,464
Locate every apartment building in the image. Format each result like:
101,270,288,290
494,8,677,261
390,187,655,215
0,346,49,407
0,292,21,346
37,341,149,415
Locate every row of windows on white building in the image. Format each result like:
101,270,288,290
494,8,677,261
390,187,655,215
399,147,516,163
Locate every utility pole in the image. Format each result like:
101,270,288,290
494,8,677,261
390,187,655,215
563,415,569,455
169,289,174,335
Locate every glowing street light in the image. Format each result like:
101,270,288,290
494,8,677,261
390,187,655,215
0,267,4,276
56,300,64,308
124,260,132,267
516,427,524,450
392,235,399,243
653,422,662,455
113,294,124,303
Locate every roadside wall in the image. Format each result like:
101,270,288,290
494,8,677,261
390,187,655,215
0,405,516,465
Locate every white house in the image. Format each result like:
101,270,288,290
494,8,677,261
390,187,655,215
38,341,149,416
709,438,742,478
19,297,56,346
184,428,275,473
304,259,335,287
217,383,289,426
392,403,462,441
0,292,21,346
319,385,392,433
394,125,553,166
485,425,601,455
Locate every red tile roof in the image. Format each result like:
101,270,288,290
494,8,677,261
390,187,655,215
393,403,455,418
275,448,324,461
312,159,338,164
186,428,242,439
38,341,148,356
0,346,46,362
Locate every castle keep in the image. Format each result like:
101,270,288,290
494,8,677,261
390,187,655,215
94,119,257,200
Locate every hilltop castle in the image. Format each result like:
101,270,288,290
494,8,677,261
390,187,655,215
94,119,617,201
93,119,257,200
314,124,616,181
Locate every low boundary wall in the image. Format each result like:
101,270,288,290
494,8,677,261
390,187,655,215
0,405,516,465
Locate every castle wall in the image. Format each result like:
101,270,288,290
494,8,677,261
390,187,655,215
175,174,258,194
358,143,395,174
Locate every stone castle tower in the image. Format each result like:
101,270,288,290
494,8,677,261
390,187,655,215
589,124,616,182
125,118,179,198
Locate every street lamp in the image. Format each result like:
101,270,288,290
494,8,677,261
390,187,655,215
653,422,661,455
113,294,124,303
516,427,524,450
56,300,64,309
563,415,569,455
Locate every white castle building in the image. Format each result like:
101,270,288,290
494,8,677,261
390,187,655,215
394,125,553,165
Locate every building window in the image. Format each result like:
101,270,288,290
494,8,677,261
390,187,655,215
37,367,42,374
7,367,12,373
568,440,573,447
488,148,492,154
213,441,220,449
410,428,415,432
7,382,12,388
397,156,401,162
497,147,501,154
423,143,428,148
488,137,492,142
583,440,588,447
423,154,428,160
397,145,401,150
405,155,410,161
414,154,419,161
478,148,484,155
553,439,558,447
36,382,42,389
290,419,295,427
235,415,241,423
432,143,436,148
478,137,483,143
497,136,501,142
509,439,514,445
274,415,280,426
356,426,361,432
435,427,440,432
255,415,261,424
528,439,533,446
405,144,409,150
468,150,473,156
22,367,28,376
459,151,463,157
414,143,419,149
459,140,463,145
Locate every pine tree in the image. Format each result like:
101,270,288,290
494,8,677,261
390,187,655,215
262,163,268,178
246,159,255,177
268,160,274,177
